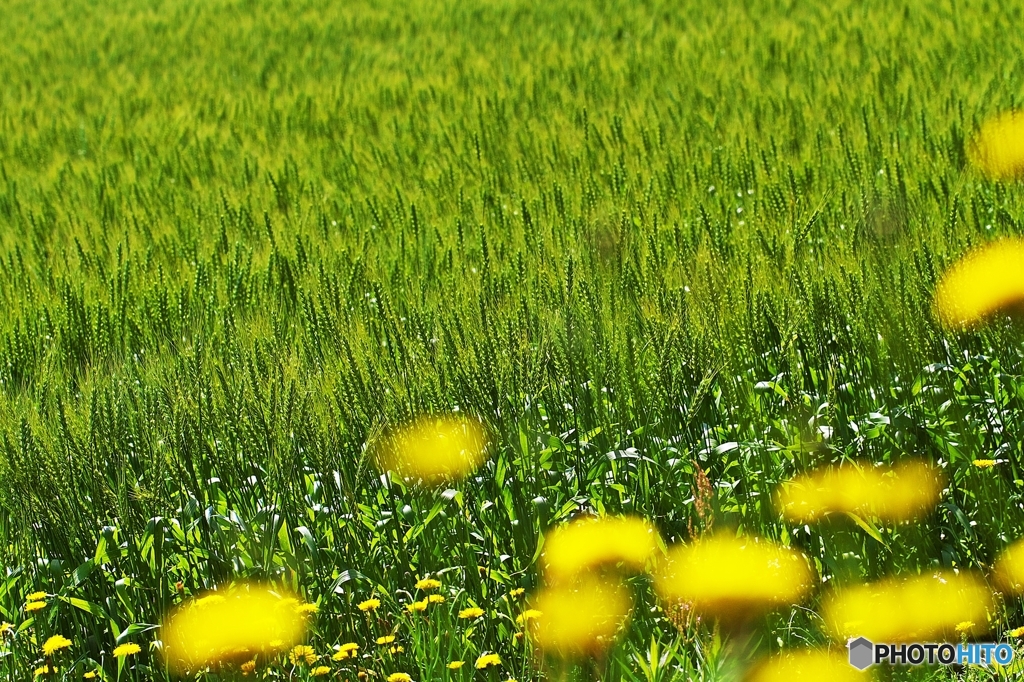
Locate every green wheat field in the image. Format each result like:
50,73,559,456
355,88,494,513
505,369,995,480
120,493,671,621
2,0,1024,679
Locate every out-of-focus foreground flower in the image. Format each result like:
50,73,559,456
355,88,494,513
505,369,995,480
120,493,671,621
993,537,1024,594
653,533,814,623
774,460,942,522
934,238,1024,328
968,111,1024,180
542,515,661,583
529,578,632,656
372,414,490,485
744,649,871,682
161,583,307,673
822,572,995,642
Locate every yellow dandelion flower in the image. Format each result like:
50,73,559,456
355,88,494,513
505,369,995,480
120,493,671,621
475,653,501,669
745,649,865,682
389,645,404,654
406,600,428,613
415,578,442,591
387,673,412,682
774,460,942,523
530,579,631,655
973,459,999,469
358,598,380,612
935,238,1024,328
161,583,307,674
459,607,484,619
955,621,976,634
543,516,660,583
113,642,141,658
296,603,319,615
516,609,542,626
427,594,445,604
84,673,98,680
376,635,396,645
448,661,465,669
823,572,995,642
26,592,47,602
289,644,317,666
26,601,46,612
193,594,226,608
654,534,814,623
42,635,72,656
509,588,525,598
34,665,57,677
373,414,490,485
333,642,360,660
311,666,332,677
1009,626,1024,638
969,110,1024,180
994,538,1024,594
0,622,12,634
241,660,257,675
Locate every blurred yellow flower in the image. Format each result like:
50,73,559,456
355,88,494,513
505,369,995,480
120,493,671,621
973,459,998,469
993,538,1024,594
161,584,307,674
415,578,442,590
448,661,465,669
358,598,381,612
653,534,814,622
509,588,525,598
407,600,428,613
543,516,660,583
1009,626,1024,638
0,622,12,634
475,653,501,669
194,594,226,608
34,665,56,677
296,603,319,615
530,579,631,656
934,238,1024,328
289,644,317,666
26,601,46,612
459,607,484,619
84,673,98,680
515,609,542,626
823,572,995,642
333,642,360,660
774,461,941,523
240,660,256,675
955,621,975,634
373,415,490,485
26,592,47,602
968,110,1024,180
42,635,72,656
311,666,331,676
376,635,396,645
113,642,141,658
389,645,405,654
744,649,866,682
427,594,445,604
387,673,412,682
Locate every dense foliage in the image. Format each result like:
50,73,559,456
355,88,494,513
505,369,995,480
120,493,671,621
1,0,1024,679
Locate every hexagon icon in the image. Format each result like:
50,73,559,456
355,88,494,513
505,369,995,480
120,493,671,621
848,637,875,670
